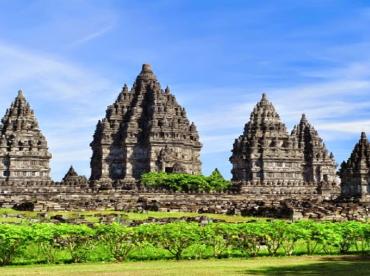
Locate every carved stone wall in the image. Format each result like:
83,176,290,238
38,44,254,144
0,183,367,220
90,64,202,183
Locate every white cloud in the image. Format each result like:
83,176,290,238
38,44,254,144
0,41,116,102
0,41,118,180
68,24,115,48
193,60,370,157
318,120,370,134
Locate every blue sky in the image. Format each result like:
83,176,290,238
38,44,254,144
1,0,370,180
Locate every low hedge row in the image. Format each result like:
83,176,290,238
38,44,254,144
0,220,369,265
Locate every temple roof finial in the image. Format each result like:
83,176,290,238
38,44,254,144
361,132,367,140
165,86,171,94
262,93,267,101
301,113,308,123
65,166,78,177
17,89,24,98
142,64,152,72
137,64,157,81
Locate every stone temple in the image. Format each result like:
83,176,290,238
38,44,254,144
0,90,51,183
230,94,337,194
60,166,87,187
339,132,370,199
291,113,337,183
0,74,369,219
90,64,202,183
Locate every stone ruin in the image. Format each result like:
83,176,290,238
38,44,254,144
230,94,338,195
0,64,368,220
59,166,88,187
90,64,202,187
339,132,370,200
0,90,51,184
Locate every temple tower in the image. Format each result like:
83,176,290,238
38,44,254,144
291,114,337,183
0,90,51,182
90,64,202,182
230,93,304,184
339,132,370,198
61,166,87,186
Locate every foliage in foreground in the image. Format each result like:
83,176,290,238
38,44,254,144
0,220,369,266
141,169,231,192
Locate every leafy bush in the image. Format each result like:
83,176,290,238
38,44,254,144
0,220,369,266
96,224,139,261
141,169,231,192
0,224,32,265
202,223,234,258
137,222,201,260
55,224,95,263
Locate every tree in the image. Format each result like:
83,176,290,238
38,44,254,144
96,224,139,261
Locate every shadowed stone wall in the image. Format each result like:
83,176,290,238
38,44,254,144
0,181,367,221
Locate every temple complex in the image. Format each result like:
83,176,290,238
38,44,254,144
230,94,337,195
90,64,202,183
0,90,51,183
339,132,370,199
0,67,368,217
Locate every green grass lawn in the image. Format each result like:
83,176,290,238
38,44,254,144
0,256,369,276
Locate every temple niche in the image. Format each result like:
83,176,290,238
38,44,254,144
339,132,370,198
90,64,202,183
230,93,337,194
0,90,52,183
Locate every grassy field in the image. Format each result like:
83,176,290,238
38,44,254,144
0,256,369,276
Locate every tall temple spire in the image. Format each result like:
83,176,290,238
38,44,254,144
90,64,201,182
291,114,336,183
0,90,51,182
231,93,338,195
231,93,303,183
340,132,370,198
244,93,287,138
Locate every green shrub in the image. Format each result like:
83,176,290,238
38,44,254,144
0,224,32,266
53,224,95,263
96,224,139,261
202,223,234,258
141,169,231,192
138,222,201,260
0,220,369,266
